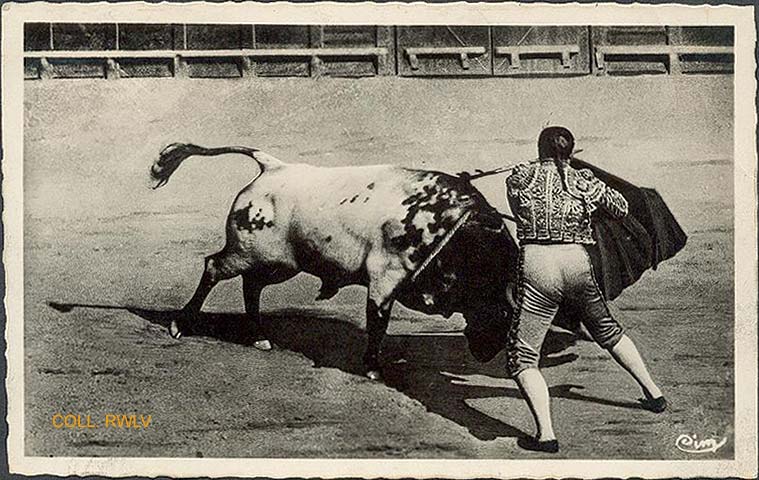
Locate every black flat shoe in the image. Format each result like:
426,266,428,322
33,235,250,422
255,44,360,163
639,396,667,413
517,436,559,453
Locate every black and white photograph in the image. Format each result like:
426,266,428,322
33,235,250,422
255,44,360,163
1,2,757,478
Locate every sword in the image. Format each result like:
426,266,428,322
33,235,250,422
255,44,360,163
458,149,584,181
457,150,584,223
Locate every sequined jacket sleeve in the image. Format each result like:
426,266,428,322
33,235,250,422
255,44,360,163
574,168,629,219
506,163,530,189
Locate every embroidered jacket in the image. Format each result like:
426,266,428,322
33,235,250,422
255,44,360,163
506,161,628,244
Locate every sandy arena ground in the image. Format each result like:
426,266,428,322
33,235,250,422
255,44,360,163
22,74,734,459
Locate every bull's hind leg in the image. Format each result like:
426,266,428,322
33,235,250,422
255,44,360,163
242,266,296,351
171,250,248,338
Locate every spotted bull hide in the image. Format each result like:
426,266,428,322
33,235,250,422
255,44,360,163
150,143,519,378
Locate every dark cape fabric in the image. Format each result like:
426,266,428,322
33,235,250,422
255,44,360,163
571,158,688,300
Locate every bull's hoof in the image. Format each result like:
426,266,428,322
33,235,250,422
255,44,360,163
365,370,382,381
253,339,272,351
169,319,184,339
170,317,195,339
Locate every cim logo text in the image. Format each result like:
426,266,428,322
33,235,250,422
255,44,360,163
675,433,727,454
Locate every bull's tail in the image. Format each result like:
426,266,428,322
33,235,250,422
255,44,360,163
150,143,285,189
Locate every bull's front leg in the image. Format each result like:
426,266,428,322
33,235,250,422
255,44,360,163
364,254,407,381
364,296,394,381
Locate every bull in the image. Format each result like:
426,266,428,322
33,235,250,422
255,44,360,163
150,143,519,379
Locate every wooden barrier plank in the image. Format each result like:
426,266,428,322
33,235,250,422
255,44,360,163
39,57,54,80
591,26,669,75
666,27,734,74
492,26,589,76
594,45,734,74
376,27,395,75
173,55,187,78
105,58,121,80
321,26,384,77
24,23,52,51
118,24,174,50
25,48,388,59
25,47,388,80
397,26,491,76
404,46,486,70
254,25,313,77
597,45,733,55
494,44,580,70
309,26,324,77
240,56,255,78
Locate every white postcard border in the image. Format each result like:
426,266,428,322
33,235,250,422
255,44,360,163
2,2,757,478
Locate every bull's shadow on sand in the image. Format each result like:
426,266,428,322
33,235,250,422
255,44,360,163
49,301,641,442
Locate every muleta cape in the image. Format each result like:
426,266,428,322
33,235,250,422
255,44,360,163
570,157,688,301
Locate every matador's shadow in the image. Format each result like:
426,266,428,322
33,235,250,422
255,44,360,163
49,301,641,441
